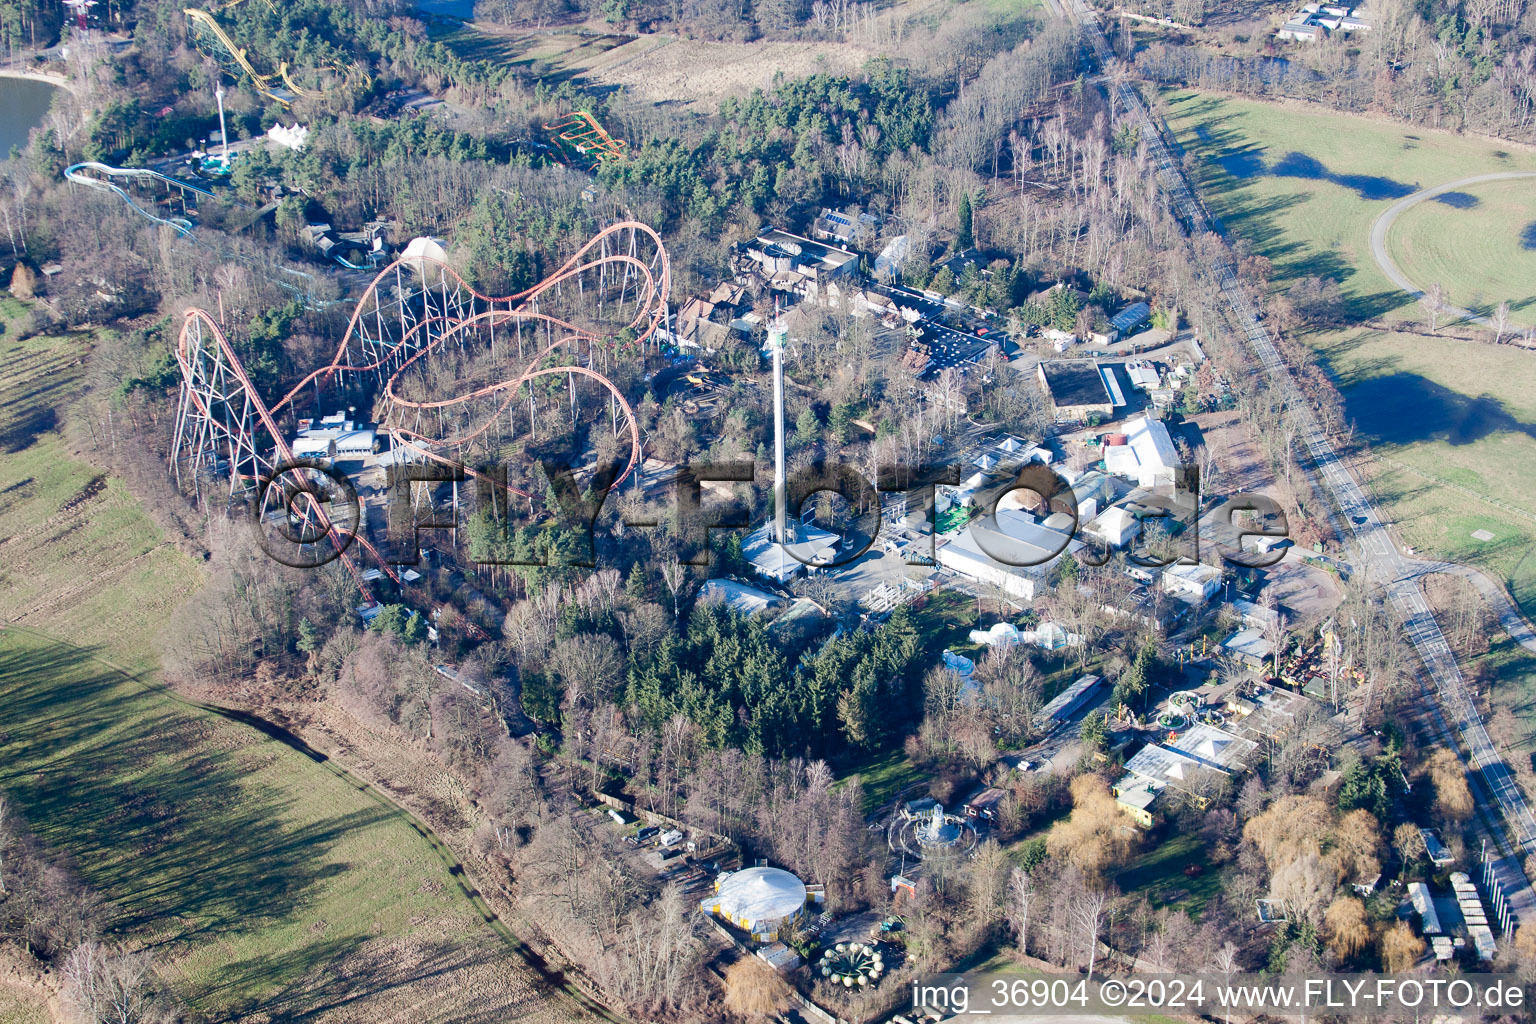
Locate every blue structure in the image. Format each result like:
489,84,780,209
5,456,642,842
1109,301,1152,337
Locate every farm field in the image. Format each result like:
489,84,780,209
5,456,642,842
0,321,591,1024
1165,94,1536,617
1386,177,1536,327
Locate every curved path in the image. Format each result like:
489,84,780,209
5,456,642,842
0,623,632,1024
1368,170,1536,328
1393,553,1536,654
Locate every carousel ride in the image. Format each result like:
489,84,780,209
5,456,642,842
818,942,885,988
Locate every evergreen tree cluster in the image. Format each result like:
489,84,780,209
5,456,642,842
624,604,923,757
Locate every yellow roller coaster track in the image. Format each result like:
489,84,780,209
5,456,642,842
184,6,370,107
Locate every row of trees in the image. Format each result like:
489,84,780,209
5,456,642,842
1136,0,1536,144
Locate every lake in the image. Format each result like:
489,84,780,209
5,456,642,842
0,76,60,157
415,0,477,17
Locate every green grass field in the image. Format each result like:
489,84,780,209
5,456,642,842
0,315,203,668
1164,91,1536,323
1165,92,1536,760
1386,178,1536,327
1113,831,1219,917
0,629,523,1021
1314,325,1536,613
0,321,587,1024
844,748,927,813
1166,94,1536,608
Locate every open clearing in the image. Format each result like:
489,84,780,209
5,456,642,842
0,320,590,1024
436,0,1040,109
1386,177,1536,327
572,37,868,108
434,22,869,107
1164,90,1536,323
0,630,584,1024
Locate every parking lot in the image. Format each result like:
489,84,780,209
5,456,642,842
871,282,998,378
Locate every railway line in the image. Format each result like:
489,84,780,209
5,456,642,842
1060,0,1536,925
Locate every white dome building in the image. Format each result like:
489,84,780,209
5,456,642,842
399,236,449,281
701,866,812,942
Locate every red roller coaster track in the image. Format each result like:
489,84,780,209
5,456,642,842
172,221,671,603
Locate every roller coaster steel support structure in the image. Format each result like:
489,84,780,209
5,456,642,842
170,221,671,600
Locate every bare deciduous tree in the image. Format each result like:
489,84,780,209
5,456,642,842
1008,866,1036,957
63,942,163,1024
1071,883,1112,978
660,561,689,619
1492,300,1513,344
1419,281,1447,333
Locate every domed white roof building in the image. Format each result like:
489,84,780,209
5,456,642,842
701,866,816,942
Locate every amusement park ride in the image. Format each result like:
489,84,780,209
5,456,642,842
184,0,368,107
543,111,628,169
62,0,96,31
169,222,672,605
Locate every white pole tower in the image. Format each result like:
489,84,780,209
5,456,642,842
215,85,230,168
770,305,788,580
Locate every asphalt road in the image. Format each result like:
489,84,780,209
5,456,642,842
1061,0,1536,924
1368,171,1536,329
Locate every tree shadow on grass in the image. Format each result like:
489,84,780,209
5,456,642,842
0,637,394,1006
1180,137,1419,320
1435,191,1480,209
203,935,559,1024
1335,371,1536,447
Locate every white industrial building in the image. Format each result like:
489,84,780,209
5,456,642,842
1123,360,1160,391
1103,414,1179,489
935,508,1075,602
1277,3,1369,41
744,521,840,584
1084,506,1140,548
701,866,818,943
291,411,377,459
1161,562,1222,604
